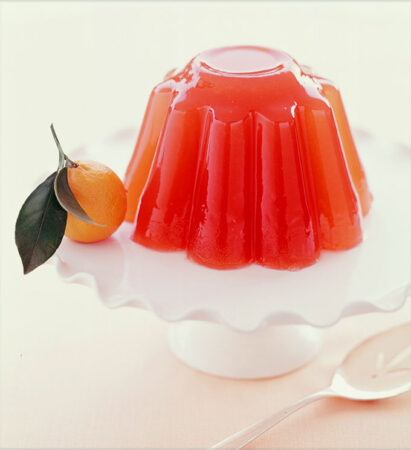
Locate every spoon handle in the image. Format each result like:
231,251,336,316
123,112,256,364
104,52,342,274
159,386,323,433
209,388,336,449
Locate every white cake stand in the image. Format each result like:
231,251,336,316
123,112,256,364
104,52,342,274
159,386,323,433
54,128,411,379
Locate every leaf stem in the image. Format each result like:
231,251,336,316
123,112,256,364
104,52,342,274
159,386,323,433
65,159,78,168
50,124,78,169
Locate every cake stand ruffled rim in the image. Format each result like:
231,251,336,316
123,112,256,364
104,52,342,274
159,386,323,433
53,255,410,333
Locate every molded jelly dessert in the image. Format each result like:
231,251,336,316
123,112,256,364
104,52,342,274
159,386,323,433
125,46,372,270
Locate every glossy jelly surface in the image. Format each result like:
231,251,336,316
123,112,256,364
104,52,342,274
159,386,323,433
124,46,372,270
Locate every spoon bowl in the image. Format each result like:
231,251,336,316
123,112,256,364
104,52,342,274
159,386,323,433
331,323,411,400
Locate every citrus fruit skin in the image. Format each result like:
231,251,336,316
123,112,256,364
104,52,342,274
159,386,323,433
65,160,127,243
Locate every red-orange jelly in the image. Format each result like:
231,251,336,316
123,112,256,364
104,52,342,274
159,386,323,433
125,46,372,270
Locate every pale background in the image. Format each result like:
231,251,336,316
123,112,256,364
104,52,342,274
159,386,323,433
1,1,410,449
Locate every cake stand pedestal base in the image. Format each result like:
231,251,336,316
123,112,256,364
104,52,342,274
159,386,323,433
168,321,322,379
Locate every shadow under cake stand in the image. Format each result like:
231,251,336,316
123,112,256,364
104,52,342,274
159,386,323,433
54,128,411,379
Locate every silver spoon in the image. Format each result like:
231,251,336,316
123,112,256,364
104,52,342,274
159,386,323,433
210,322,411,449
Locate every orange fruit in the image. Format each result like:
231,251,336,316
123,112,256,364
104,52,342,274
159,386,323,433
65,160,127,243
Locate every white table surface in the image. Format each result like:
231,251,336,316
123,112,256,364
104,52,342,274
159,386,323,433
1,2,410,448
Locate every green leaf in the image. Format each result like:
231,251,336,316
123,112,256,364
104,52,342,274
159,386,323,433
15,172,67,274
54,167,104,226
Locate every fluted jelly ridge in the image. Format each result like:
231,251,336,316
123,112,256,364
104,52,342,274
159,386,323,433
124,46,372,270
